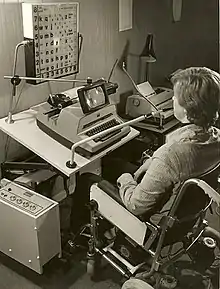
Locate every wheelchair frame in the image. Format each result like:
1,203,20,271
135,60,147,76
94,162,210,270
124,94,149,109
87,177,220,283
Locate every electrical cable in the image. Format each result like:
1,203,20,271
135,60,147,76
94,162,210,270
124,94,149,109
3,135,10,163
108,59,118,83
12,81,26,113
47,81,53,96
72,33,83,88
4,80,26,162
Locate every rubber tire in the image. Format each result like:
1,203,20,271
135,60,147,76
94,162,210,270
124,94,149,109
201,226,220,272
87,258,96,278
87,256,101,281
202,226,220,247
122,278,154,289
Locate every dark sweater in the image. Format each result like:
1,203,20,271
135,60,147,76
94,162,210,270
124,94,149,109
117,124,220,216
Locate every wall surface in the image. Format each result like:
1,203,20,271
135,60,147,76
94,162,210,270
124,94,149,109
134,0,219,85
0,0,218,164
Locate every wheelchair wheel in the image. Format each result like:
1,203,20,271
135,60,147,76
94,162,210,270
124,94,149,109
122,278,155,289
202,227,220,272
158,275,178,289
189,226,220,274
87,254,101,280
87,258,96,277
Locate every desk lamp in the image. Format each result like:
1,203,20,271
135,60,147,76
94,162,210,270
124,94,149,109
4,40,92,124
66,41,163,168
140,34,156,82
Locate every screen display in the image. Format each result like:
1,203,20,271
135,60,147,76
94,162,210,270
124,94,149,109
78,80,109,114
84,86,106,110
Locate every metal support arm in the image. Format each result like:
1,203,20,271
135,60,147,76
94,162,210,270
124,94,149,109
66,114,153,168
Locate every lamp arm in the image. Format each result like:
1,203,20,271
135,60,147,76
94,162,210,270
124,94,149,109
122,64,163,129
12,41,30,77
66,114,149,168
4,75,91,84
6,40,30,124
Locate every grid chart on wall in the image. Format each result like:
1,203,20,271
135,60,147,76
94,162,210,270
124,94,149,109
22,3,79,84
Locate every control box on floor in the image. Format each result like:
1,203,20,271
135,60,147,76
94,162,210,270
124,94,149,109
0,179,61,274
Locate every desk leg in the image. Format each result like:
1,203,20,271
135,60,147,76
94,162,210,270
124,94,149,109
62,175,70,196
69,173,102,233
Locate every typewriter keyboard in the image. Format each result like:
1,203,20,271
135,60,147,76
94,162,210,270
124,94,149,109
86,119,120,137
86,119,121,142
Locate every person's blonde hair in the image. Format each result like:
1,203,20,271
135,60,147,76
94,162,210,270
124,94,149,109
171,67,220,128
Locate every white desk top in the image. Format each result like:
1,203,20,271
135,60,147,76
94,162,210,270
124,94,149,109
0,109,139,177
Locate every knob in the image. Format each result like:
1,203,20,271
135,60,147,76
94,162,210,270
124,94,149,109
10,196,16,201
23,201,29,208
30,205,36,211
16,198,22,204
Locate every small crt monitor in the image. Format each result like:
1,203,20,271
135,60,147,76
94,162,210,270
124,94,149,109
77,80,109,114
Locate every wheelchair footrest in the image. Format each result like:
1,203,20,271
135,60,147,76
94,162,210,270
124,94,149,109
112,231,149,266
97,244,145,276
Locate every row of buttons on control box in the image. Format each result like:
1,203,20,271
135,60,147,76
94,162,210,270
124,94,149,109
0,189,41,215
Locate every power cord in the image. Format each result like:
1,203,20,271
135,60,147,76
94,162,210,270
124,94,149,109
4,81,26,162
72,33,83,88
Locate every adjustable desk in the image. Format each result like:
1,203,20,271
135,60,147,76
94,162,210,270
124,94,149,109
0,108,139,178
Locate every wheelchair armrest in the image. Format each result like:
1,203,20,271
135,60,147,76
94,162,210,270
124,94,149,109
158,215,176,229
98,180,125,207
196,179,220,205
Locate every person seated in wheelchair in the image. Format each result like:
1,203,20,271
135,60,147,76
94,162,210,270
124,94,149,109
71,66,220,233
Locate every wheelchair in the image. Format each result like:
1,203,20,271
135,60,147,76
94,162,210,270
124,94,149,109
86,163,220,288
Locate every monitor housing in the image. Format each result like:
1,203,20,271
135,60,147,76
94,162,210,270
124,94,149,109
78,80,110,114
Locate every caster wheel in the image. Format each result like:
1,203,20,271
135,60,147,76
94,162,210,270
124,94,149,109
87,257,101,281
122,278,154,289
87,258,96,277
158,275,178,289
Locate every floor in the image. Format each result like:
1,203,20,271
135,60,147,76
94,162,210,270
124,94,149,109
0,201,219,289
0,249,123,289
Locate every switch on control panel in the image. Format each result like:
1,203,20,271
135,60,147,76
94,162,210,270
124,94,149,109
0,179,53,216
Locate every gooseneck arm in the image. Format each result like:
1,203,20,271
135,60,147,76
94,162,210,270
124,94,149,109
66,114,150,168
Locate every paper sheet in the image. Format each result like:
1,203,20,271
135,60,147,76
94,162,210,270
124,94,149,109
137,81,155,97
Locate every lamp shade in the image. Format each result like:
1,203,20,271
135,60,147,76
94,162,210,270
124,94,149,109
140,34,156,63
